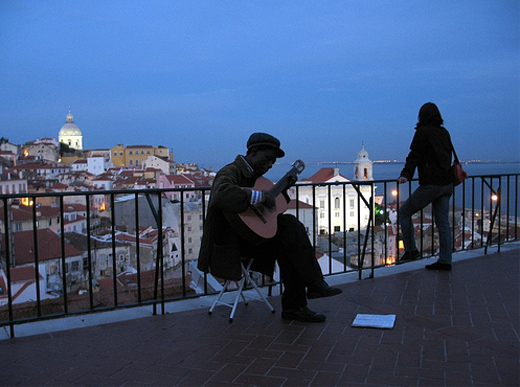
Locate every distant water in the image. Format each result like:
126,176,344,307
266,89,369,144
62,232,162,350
264,161,520,183
203,161,519,212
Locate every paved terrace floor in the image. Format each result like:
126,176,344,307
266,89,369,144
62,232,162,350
0,245,518,387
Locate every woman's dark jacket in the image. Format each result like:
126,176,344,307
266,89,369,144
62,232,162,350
197,155,277,281
400,124,453,186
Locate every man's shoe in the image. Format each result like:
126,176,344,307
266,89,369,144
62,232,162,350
307,279,342,299
282,306,326,322
425,261,452,271
400,250,421,261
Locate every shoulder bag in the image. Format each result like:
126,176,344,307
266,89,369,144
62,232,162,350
451,142,468,186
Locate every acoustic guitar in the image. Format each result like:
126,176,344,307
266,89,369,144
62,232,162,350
228,160,305,244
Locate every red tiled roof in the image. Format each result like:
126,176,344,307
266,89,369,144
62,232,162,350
64,203,87,212
165,174,195,185
49,182,68,189
10,265,43,283
10,229,82,264
301,168,349,183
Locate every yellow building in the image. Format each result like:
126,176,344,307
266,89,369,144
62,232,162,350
110,144,171,167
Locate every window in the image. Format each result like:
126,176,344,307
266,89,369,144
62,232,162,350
334,197,340,209
320,200,325,209
335,212,340,218
129,151,133,155
350,199,355,209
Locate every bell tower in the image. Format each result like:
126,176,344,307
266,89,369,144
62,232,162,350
353,142,373,180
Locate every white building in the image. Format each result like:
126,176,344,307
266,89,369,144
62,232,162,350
87,155,111,175
296,145,374,234
143,155,169,174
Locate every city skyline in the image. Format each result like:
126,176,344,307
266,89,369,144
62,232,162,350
1,1,518,166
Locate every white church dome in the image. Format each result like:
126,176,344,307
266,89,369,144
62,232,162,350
59,112,82,137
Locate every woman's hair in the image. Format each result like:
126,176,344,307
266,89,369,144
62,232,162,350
416,102,444,128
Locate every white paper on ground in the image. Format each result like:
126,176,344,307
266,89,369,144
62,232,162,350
351,314,396,329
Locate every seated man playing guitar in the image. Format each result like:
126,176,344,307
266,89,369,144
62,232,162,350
197,133,342,322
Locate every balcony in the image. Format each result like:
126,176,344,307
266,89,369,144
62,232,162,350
0,174,518,385
0,246,518,385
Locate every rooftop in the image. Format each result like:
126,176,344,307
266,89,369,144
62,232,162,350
0,245,518,386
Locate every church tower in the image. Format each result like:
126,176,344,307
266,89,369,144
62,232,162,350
353,143,373,180
58,108,83,150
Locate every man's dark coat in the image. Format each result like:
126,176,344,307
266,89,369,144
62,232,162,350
197,155,278,280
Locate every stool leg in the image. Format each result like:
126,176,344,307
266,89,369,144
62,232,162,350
209,280,230,314
229,277,246,322
242,259,275,313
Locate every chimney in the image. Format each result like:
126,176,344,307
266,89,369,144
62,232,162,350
334,168,339,176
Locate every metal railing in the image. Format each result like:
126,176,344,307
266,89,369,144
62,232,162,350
0,173,518,337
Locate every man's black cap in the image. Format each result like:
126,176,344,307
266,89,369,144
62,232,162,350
246,132,285,158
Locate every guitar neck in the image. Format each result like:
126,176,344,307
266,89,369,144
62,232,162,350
269,165,299,198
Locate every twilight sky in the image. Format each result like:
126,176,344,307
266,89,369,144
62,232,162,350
1,1,518,167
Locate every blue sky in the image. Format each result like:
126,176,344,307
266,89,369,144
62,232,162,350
1,1,518,167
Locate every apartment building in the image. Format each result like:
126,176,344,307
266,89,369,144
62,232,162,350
110,144,171,167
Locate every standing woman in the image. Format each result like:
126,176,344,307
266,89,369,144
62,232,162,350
397,102,454,270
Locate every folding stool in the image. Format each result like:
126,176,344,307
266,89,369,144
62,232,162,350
208,258,275,322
